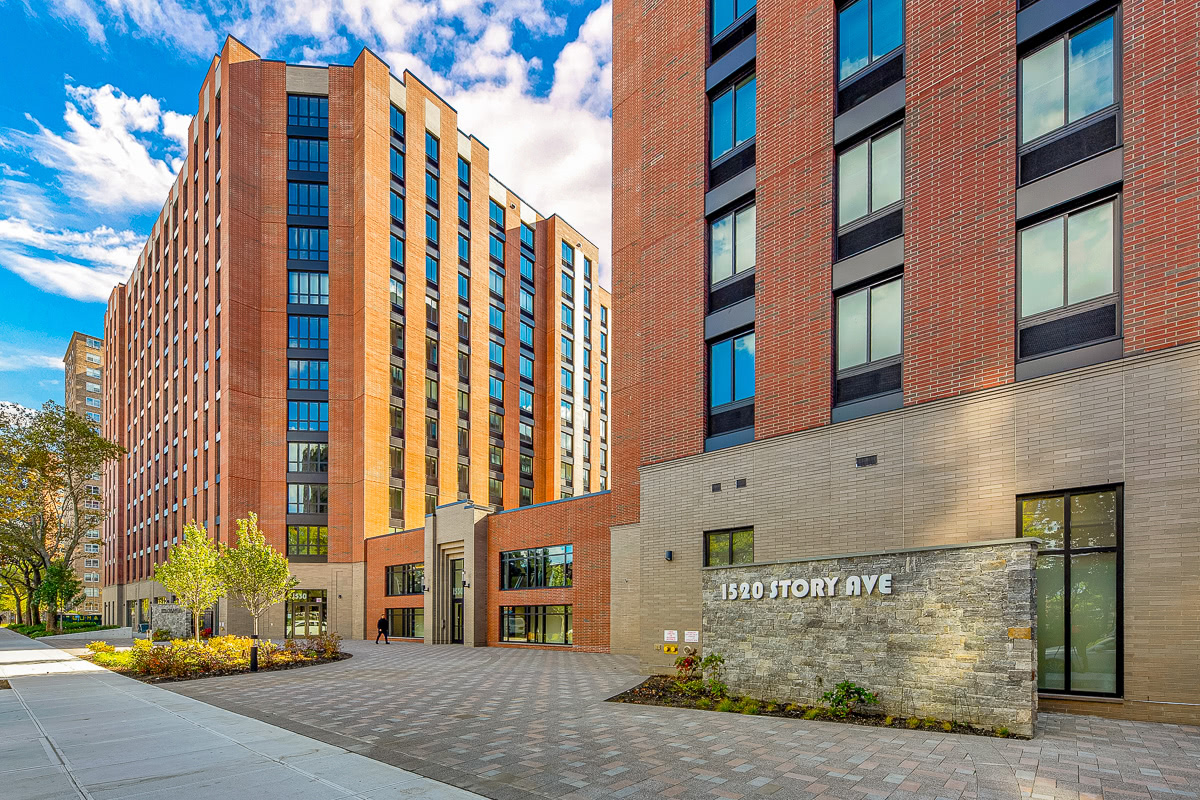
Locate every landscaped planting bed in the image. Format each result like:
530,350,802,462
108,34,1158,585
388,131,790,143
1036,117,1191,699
81,633,349,682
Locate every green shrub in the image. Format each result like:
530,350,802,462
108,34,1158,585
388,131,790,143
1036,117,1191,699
715,698,737,712
784,703,800,714
821,680,879,719
740,699,761,715
764,702,778,713
151,629,173,642
676,679,706,697
301,632,343,659
995,726,1010,738
695,697,712,709
942,721,953,732
803,708,823,720
884,715,894,726
86,641,115,654
906,717,920,729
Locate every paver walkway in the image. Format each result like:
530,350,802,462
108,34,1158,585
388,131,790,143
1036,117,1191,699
159,639,1200,800
0,627,485,799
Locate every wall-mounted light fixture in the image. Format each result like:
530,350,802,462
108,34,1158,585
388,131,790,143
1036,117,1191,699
665,550,673,562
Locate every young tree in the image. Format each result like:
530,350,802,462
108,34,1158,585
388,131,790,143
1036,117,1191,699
154,521,224,641
217,512,298,638
32,561,85,630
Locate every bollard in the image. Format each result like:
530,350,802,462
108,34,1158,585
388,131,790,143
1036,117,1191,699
250,633,259,672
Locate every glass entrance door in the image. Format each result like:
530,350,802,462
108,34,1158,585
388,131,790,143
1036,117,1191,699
287,590,328,638
450,558,464,644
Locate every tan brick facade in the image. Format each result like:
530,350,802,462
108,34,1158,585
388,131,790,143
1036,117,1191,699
61,331,105,616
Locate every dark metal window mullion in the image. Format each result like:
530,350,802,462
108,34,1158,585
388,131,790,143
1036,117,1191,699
1063,492,1074,692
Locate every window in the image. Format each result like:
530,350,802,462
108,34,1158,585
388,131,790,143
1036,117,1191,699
85,397,101,408
458,312,470,341
711,74,756,161
390,445,404,477
426,416,439,447
85,411,100,423
560,431,573,455
520,321,534,347
520,288,534,315
490,199,505,227
1018,198,1117,320
520,223,534,248
1020,486,1121,695
288,95,328,127
600,331,607,354
287,525,328,556
287,484,328,514
501,605,572,644
583,377,591,398
520,254,534,281
561,368,573,392
519,486,533,507
425,295,439,327
288,271,329,305
519,422,533,444
390,277,404,308
490,376,503,401
489,477,503,506
391,233,404,263
426,254,439,284
489,305,504,332
836,276,902,371
458,463,469,492
288,138,328,172
584,287,591,309
584,257,593,280
458,352,470,381
562,304,574,327
837,125,902,226
85,337,102,348
425,212,439,243
501,545,573,589
561,335,573,361
705,528,754,566
519,389,533,414
458,272,469,299
391,321,405,353
560,400,573,426
288,400,328,431
713,0,756,36
457,156,470,183
426,337,438,368
85,558,99,568
288,442,328,473
710,203,756,284
600,305,607,326
390,406,404,435
289,358,328,390
490,269,505,298
489,340,504,366
389,486,404,518
390,147,404,178
489,444,503,469
425,172,438,203
390,104,405,133
426,454,438,481
520,453,533,477
425,132,439,161
490,411,503,433
83,543,99,553
288,182,328,216
389,191,404,223
386,563,424,596
425,493,437,514
288,316,328,348
838,0,904,82
584,348,591,370
561,272,574,296
1020,15,1116,146
288,227,329,260
560,241,575,266
709,331,755,409
387,607,424,638
489,234,505,262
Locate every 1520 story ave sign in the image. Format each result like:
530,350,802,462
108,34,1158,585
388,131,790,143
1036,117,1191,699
719,574,893,601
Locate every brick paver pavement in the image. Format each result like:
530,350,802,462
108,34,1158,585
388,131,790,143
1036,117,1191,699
155,640,1200,800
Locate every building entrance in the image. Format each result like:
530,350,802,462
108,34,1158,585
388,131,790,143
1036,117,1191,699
450,558,464,643
287,590,328,638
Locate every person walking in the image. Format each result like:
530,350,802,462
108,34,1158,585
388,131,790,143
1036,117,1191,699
375,614,390,644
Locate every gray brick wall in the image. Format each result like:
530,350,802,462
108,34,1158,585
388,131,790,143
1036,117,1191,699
624,343,1200,723
701,541,1038,736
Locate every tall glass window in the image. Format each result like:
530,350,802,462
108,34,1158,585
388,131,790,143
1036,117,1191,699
1020,15,1116,145
387,607,424,637
838,0,904,81
386,563,424,596
836,276,902,371
288,95,328,127
425,212,439,243
713,0,756,36
288,227,329,260
457,156,470,183
1021,487,1121,695
390,147,404,178
501,545,573,589
287,400,328,431
289,359,328,389
288,442,328,473
711,74,757,161
425,132,439,160
287,526,328,556
1018,198,1117,319
390,105,404,133
837,125,903,226
520,254,534,281
288,182,328,216
288,138,328,172
710,203,756,285
288,271,329,305
500,605,572,644
490,200,505,227
288,316,328,349
287,484,329,514
390,190,404,222
709,331,755,409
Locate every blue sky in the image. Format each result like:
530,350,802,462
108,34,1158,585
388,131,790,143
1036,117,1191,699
0,0,612,411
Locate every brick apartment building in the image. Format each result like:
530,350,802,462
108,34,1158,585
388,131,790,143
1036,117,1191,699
61,331,105,615
101,36,612,642
609,0,1200,724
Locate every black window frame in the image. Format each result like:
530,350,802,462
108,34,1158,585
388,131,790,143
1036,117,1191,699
709,71,757,166
385,562,425,596
287,95,329,128
500,544,573,590
287,441,329,473
286,484,329,515
386,606,424,638
708,328,755,415
835,122,905,233
834,273,904,379
1017,484,1123,698
287,525,328,556
499,605,573,645
708,200,756,289
704,527,754,567
835,0,906,86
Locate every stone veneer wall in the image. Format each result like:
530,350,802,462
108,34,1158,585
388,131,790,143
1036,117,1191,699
701,540,1037,736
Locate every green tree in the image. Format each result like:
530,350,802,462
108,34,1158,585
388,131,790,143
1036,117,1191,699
154,521,224,641
218,512,298,637
0,402,123,631
32,561,85,626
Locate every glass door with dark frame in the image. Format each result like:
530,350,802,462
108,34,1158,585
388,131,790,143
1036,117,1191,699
286,589,328,639
1020,486,1122,696
450,558,465,644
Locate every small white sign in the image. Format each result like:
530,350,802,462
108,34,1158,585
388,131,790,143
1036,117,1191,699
664,629,678,642
684,630,699,643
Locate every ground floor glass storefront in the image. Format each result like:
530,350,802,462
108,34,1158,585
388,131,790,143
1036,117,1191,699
1021,485,1122,696
287,589,328,638
500,605,573,645
386,607,424,638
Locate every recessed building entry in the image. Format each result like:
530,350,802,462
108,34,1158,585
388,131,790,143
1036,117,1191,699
450,558,465,644
287,589,327,638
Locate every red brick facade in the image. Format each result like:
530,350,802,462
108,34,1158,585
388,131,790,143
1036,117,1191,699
364,528,425,639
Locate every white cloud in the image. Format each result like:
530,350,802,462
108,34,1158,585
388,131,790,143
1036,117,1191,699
0,248,130,302
0,217,142,268
46,0,219,56
0,351,65,371
12,83,184,211
0,214,139,302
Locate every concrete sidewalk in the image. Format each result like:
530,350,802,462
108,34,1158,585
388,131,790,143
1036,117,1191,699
0,627,484,799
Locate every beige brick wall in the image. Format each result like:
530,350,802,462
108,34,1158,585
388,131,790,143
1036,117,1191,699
631,343,1200,724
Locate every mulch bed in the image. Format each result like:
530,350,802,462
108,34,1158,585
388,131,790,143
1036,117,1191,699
608,675,1020,738
80,652,352,684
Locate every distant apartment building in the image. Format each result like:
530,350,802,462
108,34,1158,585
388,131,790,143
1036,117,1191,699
101,37,611,638
609,0,1200,724
62,331,104,615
